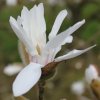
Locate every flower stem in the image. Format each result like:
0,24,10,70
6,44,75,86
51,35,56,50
38,81,45,100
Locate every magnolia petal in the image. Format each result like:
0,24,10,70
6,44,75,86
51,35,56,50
21,6,38,53
37,3,46,34
50,35,73,60
30,3,46,51
46,19,85,50
4,63,23,76
48,35,73,61
10,17,29,47
36,3,46,50
43,20,85,63
49,10,67,40
62,35,73,44
21,6,30,36
9,17,35,55
17,16,22,27
41,35,73,64
30,5,38,38
55,45,96,62
13,62,42,97
85,64,98,84
20,6,38,50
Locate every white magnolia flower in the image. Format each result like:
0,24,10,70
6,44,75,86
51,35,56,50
4,63,23,76
6,0,17,6
9,3,95,97
71,81,85,95
85,64,98,84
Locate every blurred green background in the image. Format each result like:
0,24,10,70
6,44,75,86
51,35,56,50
0,0,100,100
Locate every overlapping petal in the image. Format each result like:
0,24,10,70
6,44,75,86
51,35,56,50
46,19,85,50
9,17,36,55
29,3,46,52
10,3,46,56
41,20,85,63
